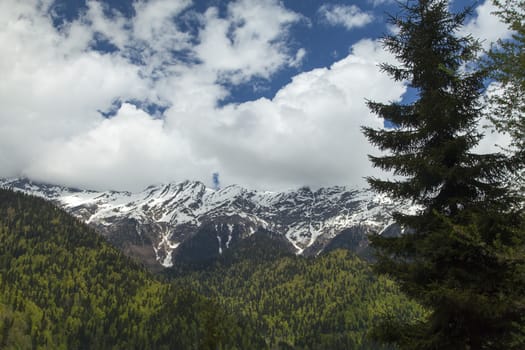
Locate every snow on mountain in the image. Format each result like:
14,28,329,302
0,178,418,269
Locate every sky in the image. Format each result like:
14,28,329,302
0,0,512,191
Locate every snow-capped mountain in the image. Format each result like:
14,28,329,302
0,178,417,269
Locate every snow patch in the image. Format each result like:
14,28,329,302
217,235,223,255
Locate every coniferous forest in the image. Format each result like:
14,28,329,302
0,189,250,350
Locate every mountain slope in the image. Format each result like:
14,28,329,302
0,188,252,349
0,178,417,268
169,247,426,349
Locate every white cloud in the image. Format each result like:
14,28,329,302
6,0,481,193
0,0,150,185
195,0,302,83
0,0,314,191
132,0,192,43
318,4,373,30
290,48,307,68
368,0,394,7
82,1,130,49
25,103,211,190
166,39,406,190
1,0,508,192
475,82,512,154
461,0,512,50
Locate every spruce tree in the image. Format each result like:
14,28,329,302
362,0,525,348
485,0,525,190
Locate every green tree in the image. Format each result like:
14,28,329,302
485,0,525,189
362,0,525,348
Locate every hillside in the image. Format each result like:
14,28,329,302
168,235,425,349
0,189,253,349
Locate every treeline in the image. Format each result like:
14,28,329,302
0,188,424,349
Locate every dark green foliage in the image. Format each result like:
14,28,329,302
0,189,250,349
220,230,297,265
323,227,378,261
169,248,425,349
363,0,511,212
0,300,32,349
363,0,525,348
370,209,525,349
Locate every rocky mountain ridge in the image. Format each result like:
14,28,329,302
0,178,417,269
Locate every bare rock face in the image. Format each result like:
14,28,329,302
1,178,416,269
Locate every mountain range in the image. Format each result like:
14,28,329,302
0,178,417,269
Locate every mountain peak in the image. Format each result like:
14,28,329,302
1,177,413,269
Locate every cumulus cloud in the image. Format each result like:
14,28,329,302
0,0,507,191
195,0,302,83
318,4,373,30
0,0,150,182
475,82,513,154
27,104,176,190
461,0,512,50
0,0,309,190
186,39,405,190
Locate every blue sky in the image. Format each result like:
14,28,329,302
50,0,395,105
0,0,512,191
